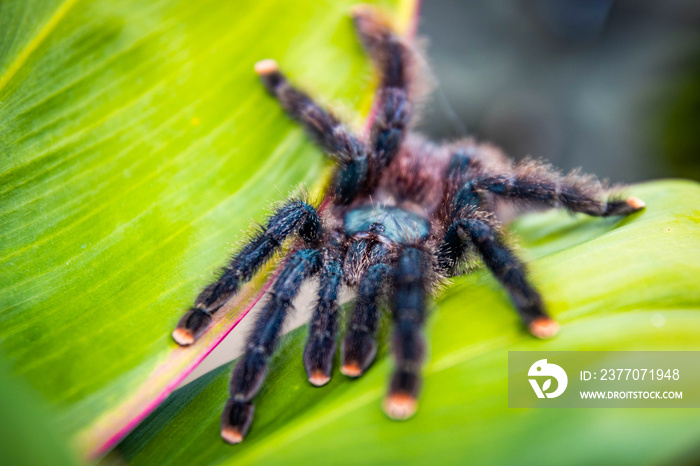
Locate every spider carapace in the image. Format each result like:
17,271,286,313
171,6,645,444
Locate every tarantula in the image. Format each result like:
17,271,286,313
171,6,645,444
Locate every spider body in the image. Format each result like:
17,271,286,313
171,6,645,445
341,136,446,245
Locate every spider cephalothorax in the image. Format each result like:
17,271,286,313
171,6,645,444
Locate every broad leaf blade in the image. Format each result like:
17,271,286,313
114,180,700,465
0,0,413,458
0,355,79,466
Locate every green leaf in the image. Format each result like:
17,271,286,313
0,355,79,466
113,180,700,465
0,0,413,458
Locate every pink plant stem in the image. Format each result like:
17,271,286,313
92,275,277,457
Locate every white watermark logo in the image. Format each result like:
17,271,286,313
528,359,568,398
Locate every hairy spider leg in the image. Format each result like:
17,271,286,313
221,248,322,444
455,153,646,216
343,237,387,284
341,257,392,377
438,215,558,339
303,238,345,386
384,247,427,420
173,200,320,346
254,61,369,204
352,6,414,174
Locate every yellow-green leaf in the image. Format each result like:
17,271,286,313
113,180,700,465
0,0,415,459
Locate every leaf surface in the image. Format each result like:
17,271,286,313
114,180,700,465
0,355,79,466
0,0,413,457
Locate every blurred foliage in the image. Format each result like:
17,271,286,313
662,50,700,181
0,355,78,466
419,1,700,183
